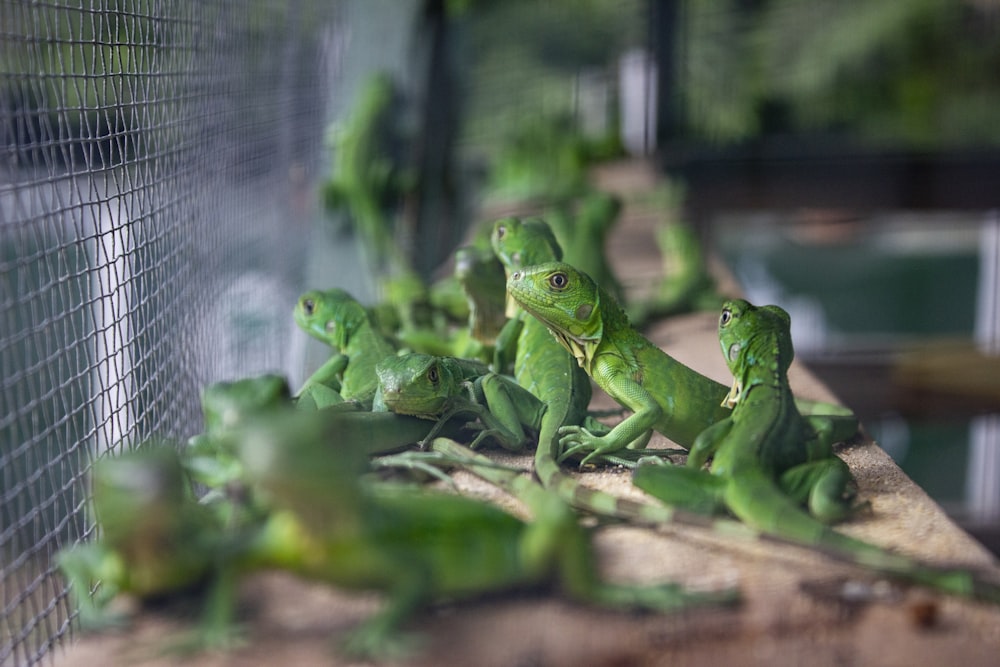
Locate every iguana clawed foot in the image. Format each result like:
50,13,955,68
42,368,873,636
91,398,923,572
557,424,629,467
557,425,675,467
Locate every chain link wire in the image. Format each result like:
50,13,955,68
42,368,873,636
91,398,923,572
0,2,340,663
0,1,652,662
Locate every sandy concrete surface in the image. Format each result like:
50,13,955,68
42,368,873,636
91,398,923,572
53,160,1000,667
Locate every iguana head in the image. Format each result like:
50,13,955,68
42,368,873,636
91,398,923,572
717,299,793,407
294,288,368,350
375,353,461,418
491,216,563,273
506,261,605,367
491,216,564,317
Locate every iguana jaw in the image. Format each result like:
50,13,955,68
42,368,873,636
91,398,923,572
723,378,741,408
547,325,598,369
506,265,603,369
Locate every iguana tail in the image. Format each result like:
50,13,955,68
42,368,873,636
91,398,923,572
432,437,1000,604
724,472,1000,604
428,436,724,531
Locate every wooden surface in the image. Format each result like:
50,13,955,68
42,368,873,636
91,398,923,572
54,161,1000,666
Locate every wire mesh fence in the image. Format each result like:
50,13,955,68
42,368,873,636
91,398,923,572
0,1,340,663
0,0,654,663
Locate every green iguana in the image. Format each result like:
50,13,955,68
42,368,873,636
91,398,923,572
632,299,1000,603
390,244,508,363
373,353,495,445
294,287,397,406
454,243,508,349
234,409,735,659
505,261,858,465
322,72,410,272
185,375,295,525
57,446,241,646
374,351,715,528
363,216,703,527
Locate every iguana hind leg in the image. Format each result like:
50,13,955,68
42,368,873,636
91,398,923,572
779,457,864,523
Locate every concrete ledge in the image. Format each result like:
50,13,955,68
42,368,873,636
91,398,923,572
58,161,1000,667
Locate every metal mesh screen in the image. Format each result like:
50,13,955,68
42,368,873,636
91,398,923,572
0,2,340,663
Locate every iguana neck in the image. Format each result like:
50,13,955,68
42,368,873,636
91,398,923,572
550,284,630,374
730,334,793,412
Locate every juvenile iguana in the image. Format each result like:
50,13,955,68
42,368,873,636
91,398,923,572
394,244,508,363
57,446,241,646
322,72,410,272
633,299,1000,603
454,243,508,348
234,409,735,659
486,217,705,523
294,287,397,406
186,374,453,497
505,261,858,465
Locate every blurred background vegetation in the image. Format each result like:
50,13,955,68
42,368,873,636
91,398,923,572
677,0,1000,148
3,2,1000,660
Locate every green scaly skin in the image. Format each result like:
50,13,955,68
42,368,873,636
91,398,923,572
506,261,859,465
294,287,397,406
185,375,294,526
235,409,735,660
374,353,534,452
633,300,1000,603
485,217,707,524
390,244,508,364
186,374,443,505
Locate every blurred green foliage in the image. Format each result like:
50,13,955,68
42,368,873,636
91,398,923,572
456,0,645,154
681,0,1000,148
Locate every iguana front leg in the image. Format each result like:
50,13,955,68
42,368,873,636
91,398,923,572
685,416,734,470
297,354,347,396
632,418,733,515
467,373,540,451
557,355,658,465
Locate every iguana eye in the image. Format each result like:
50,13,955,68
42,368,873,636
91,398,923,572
720,308,733,327
548,272,569,290
496,225,506,239
427,365,439,383
302,298,315,315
